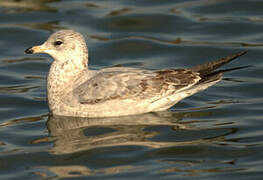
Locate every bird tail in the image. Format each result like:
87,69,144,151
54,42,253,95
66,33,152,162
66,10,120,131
190,50,248,77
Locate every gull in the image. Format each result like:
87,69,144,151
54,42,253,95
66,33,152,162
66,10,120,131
25,30,248,118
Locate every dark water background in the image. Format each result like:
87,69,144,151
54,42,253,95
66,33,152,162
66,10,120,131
0,0,263,179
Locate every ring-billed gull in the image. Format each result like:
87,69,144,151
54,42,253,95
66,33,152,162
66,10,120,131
25,30,248,118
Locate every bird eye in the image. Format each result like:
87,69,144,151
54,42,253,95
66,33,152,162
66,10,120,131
54,40,63,46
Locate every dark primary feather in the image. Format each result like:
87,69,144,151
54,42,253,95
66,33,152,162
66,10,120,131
190,50,248,85
190,50,248,76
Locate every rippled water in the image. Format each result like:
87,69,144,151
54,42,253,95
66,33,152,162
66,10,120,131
0,0,263,179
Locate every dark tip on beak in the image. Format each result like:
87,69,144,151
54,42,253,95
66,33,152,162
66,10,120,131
25,47,34,54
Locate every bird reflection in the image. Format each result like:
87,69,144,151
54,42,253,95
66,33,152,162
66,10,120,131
47,110,215,155
44,110,239,178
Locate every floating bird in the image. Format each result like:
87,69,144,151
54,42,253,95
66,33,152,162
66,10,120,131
25,30,248,118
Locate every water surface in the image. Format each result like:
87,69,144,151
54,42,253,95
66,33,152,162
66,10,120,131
0,0,263,179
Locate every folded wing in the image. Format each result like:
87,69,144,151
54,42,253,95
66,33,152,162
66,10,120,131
74,68,200,104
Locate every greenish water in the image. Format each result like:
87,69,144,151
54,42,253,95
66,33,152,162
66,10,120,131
0,0,263,179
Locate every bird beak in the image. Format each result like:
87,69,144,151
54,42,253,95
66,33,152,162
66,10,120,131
25,45,49,54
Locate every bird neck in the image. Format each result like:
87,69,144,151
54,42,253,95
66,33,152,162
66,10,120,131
47,59,88,109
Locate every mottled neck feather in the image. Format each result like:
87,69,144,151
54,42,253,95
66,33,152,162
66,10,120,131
47,58,87,110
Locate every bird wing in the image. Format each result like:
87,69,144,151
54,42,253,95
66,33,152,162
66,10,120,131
73,67,201,104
